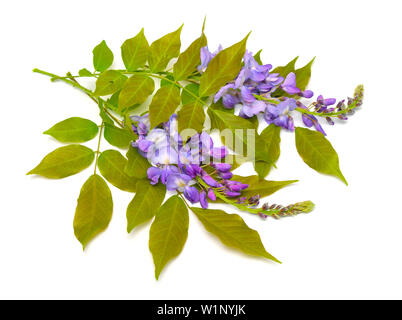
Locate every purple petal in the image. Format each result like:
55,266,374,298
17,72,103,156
212,163,232,172
211,146,227,159
207,188,216,201
301,90,314,98
214,83,235,103
273,115,290,129
240,86,255,104
222,94,240,109
225,190,241,197
282,72,297,88
234,68,249,89
184,186,200,204
147,167,161,185
201,173,220,187
219,171,233,180
228,183,249,192
324,98,336,106
302,114,314,127
137,139,153,153
165,172,190,190
282,86,301,94
199,190,208,209
249,70,266,82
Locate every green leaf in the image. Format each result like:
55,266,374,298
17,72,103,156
191,207,280,263
97,150,137,192
73,174,113,249
27,145,94,179
254,124,281,179
232,175,298,198
43,117,99,143
295,127,347,185
294,57,315,91
177,101,205,137
92,40,114,72
181,83,201,105
103,122,134,149
148,25,183,72
93,70,126,96
125,145,150,179
173,33,207,80
78,68,93,77
199,33,249,97
272,56,298,77
97,100,114,124
127,181,166,233
149,84,181,128
121,28,149,71
208,108,255,158
149,195,189,280
118,75,155,111
253,49,263,65
160,75,180,89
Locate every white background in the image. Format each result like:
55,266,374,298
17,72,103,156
1,0,401,299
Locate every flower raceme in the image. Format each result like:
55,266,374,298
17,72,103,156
131,114,250,209
201,47,363,136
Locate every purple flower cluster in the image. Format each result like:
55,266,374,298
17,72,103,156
199,47,337,134
131,114,249,208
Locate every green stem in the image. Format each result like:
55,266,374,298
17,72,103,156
196,177,279,216
33,68,124,128
33,68,93,95
253,94,280,105
294,106,358,117
121,70,205,106
253,93,359,118
94,121,104,174
178,193,191,210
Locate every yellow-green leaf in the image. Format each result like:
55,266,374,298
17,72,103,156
124,146,150,179
180,83,203,105
27,145,94,179
127,181,166,233
121,28,150,71
118,75,155,111
78,68,93,77
43,117,98,143
149,84,181,128
103,123,135,149
191,207,280,263
73,174,113,249
148,25,183,72
295,127,347,185
173,33,207,80
208,108,255,157
199,33,249,97
97,150,137,192
94,70,126,96
254,124,281,179
272,56,298,77
232,175,297,199
177,101,205,136
294,57,315,91
254,49,263,65
149,195,188,280
93,40,114,72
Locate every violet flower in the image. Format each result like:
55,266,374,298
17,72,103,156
281,72,301,95
198,45,222,72
264,99,297,130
